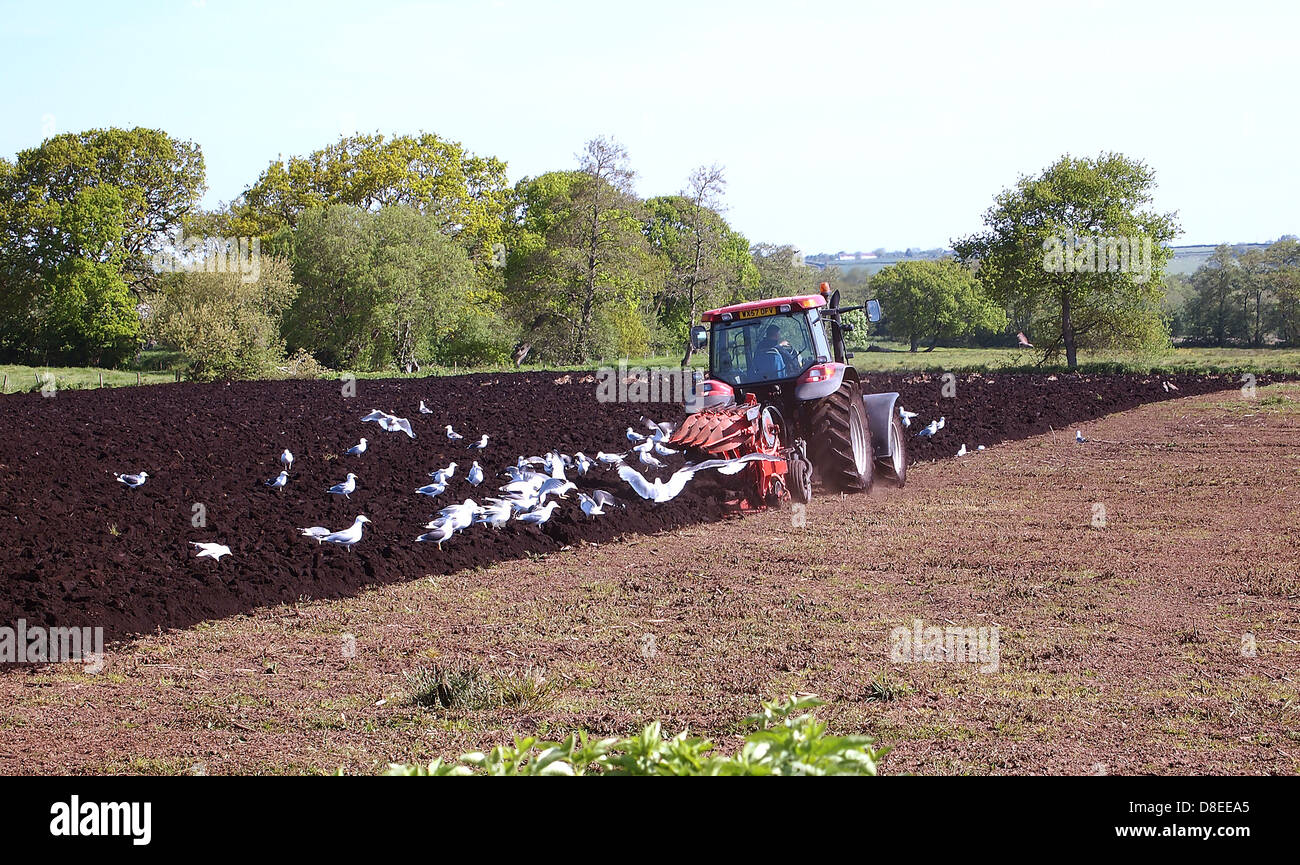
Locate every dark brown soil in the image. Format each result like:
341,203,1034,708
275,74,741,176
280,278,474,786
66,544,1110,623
0,370,1268,643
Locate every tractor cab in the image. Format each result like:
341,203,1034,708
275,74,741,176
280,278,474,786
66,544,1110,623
701,295,832,387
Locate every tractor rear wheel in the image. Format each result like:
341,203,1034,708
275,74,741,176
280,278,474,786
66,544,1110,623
808,382,874,492
877,408,907,487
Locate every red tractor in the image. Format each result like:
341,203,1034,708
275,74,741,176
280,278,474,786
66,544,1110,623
669,283,906,510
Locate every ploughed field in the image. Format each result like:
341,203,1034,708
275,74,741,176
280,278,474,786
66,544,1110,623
0,370,1264,643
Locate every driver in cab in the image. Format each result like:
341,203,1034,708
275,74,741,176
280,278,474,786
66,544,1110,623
754,323,796,378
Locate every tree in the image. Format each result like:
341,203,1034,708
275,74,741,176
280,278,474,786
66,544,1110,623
644,165,737,364
230,132,510,267
1185,246,1247,345
0,127,204,365
505,138,660,363
1264,239,1300,344
750,244,821,300
150,256,298,381
872,259,1006,351
285,205,475,370
954,153,1179,368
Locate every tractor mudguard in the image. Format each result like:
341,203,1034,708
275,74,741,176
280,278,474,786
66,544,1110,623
862,391,900,457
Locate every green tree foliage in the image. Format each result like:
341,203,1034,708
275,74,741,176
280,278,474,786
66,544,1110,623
285,205,479,370
385,695,887,776
954,153,1179,367
505,138,661,363
0,127,204,365
150,255,298,381
750,244,822,300
872,259,1006,351
230,132,511,267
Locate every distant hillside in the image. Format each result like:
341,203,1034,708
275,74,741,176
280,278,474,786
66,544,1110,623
804,242,1285,277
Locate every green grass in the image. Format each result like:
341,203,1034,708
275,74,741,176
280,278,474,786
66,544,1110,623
5,344,1295,396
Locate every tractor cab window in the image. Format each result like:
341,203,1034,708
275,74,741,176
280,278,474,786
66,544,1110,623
710,313,816,385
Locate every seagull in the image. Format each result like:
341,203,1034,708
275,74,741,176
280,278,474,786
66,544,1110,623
321,515,371,551
265,470,289,491
595,451,625,467
653,442,679,457
473,499,514,530
916,417,945,438
537,478,576,503
516,500,560,527
577,492,605,518
360,409,389,422
1075,429,1087,443
467,462,484,486
1017,331,1034,348
898,408,918,427
467,434,489,451
626,427,647,444
416,521,455,549
977,445,986,451
956,444,967,457
429,461,458,484
617,464,696,503
434,499,479,532
590,489,622,510
639,416,675,441
377,414,415,438
1162,381,1178,392
686,452,786,476
416,481,448,498
573,452,595,476
345,437,368,456
280,449,294,471
114,471,149,488
299,526,331,543
419,400,434,414
190,541,232,561
328,473,358,499
445,425,464,441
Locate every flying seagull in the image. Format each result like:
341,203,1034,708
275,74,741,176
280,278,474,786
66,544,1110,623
377,414,415,438
345,437,368,456
328,473,358,499
265,470,289,491
686,452,786,476
1017,332,1034,348
617,464,696,503
114,471,149,488
190,541,232,562
321,515,371,551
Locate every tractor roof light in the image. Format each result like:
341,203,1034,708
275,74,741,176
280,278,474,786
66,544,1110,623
799,296,821,308
779,303,791,312
720,312,733,322
819,281,830,296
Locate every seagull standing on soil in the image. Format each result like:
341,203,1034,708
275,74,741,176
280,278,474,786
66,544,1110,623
280,449,294,471
416,521,455,549
419,400,434,414
445,425,464,442
345,437,368,456
516,500,560,527
467,462,484,486
328,473,358,499
595,451,625,467
190,541,232,561
467,434,489,451
299,526,331,543
956,444,967,457
473,499,514,530
916,417,944,438
1075,429,1087,443
416,481,448,498
321,515,371,551
577,492,606,518
898,408,918,427
114,471,149,488
266,470,289,491
626,427,647,444
429,462,458,484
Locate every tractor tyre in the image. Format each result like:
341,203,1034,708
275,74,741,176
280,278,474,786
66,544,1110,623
877,408,907,487
808,382,874,493
786,442,813,504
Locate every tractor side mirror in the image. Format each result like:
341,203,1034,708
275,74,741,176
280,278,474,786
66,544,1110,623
866,299,882,322
689,324,709,350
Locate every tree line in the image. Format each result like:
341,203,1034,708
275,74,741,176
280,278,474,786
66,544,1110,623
2,129,1293,378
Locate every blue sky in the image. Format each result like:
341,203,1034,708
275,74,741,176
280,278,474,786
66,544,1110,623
2,0,1295,251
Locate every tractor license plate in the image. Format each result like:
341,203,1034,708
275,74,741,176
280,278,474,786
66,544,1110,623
737,306,777,319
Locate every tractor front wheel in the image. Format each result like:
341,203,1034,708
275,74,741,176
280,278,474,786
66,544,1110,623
786,441,813,504
808,382,874,493
878,408,907,487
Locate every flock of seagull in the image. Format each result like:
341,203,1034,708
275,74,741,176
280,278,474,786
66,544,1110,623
114,406,781,563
